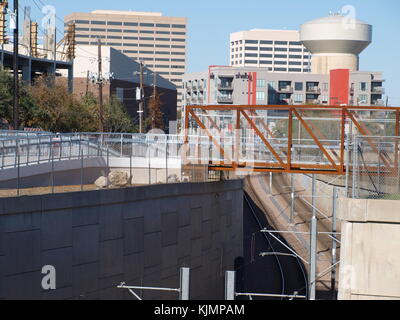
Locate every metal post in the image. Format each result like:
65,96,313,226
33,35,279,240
352,135,358,199
148,141,151,185
80,145,83,192
51,140,54,194
378,142,381,196
345,132,350,197
17,143,20,196
225,271,236,301
331,187,338,299
309,174,317,300
179,267,190,300
290,173,295,224
269,172,273,194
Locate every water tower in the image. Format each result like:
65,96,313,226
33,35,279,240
300,13,372,74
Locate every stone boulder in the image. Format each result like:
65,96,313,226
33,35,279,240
95,176,108,189
108,171,130,188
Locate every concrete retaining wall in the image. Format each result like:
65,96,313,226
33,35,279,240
338,198,400,300
0,180,243,300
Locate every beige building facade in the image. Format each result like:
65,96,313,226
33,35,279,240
64,10,187,109
230,29,311,73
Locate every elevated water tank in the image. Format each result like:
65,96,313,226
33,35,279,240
300,14,372,74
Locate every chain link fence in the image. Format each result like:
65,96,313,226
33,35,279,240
0,132,210,197
347,135,400,199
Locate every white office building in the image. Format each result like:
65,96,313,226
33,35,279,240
230,29,311,73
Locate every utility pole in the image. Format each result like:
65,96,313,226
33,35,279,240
97,38,104,132
139,61,144,133
12,0,18,130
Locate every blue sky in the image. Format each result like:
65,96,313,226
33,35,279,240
18,0,400,105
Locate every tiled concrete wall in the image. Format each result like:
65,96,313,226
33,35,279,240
0,180,243,300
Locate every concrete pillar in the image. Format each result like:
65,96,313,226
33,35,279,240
22,58,32,83
67,65,74,94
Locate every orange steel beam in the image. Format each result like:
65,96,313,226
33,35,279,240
293,109,340,172
185,105,399,175
191,105,400,111
188,110,232,164
346,109,393,168
241,110,285,168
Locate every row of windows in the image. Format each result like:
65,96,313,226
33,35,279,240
244,46,308,53
243,53,310,60
76,27,186,35
72,20,185,29
76,41,186,50
243,59,309,65
243,40,302,46
77,34,185,42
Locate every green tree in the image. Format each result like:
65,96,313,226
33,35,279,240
104,95,134,133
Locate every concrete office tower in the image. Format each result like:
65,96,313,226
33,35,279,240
64,10,187,109
230,29,311,73
300,14,372,74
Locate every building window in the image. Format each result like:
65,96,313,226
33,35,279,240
91,21,106,25
140,23,155,27
260,54,272,58
289,41,302,46
124,22,138,26
260,47,273,51
289,61,302,65
256,91,266,103
260,40,273,45
289,55,302,59
257,79,266,88
294,94,304,103
260,61,272,64
108,21,122,26
172,24,186,28
359,94,368,103
244,60,257,64
275,47,287,52
289,48,302,52
360,82,368,91
141,30,154,34
274,54,287,59
156,23,170,28
75,20,90,24
289,68,302,72
245,53,258,57
274,68,287,72
295,82,303,91
275,41,288,45
275,61,287,65
245,40,258,44
245,47,258,51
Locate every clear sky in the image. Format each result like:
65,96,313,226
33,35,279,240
18,0,400,106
